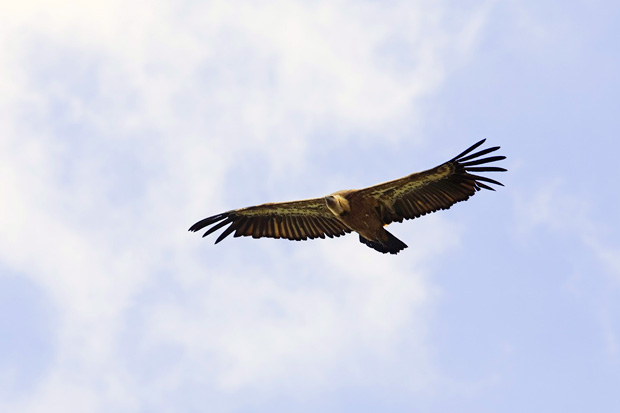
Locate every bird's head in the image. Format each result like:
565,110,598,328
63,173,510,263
325,194,350,216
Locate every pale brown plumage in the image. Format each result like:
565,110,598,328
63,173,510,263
189,139,506,254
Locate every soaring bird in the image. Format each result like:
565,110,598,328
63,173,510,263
189,139,506,254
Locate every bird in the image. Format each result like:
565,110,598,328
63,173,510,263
189,139,506,254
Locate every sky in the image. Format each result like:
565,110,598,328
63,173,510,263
1,0,619,411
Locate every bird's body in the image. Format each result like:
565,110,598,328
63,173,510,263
329,190,380,241
324,190,407,253
190,140,506,254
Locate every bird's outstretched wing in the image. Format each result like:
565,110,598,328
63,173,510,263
189,198,351,243
353,139,506,225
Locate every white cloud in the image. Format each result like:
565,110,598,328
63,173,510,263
147,250,433,391
0,0,490,410
587,238,620,283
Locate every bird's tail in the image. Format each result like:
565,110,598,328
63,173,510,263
359,230,408,255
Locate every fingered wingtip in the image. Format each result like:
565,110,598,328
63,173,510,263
188,212,230,233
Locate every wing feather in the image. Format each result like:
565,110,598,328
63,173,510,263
316,218,334,238
201,218,232,238
460,155,506,167
465,166,506,172
277,216,286,239
233,217,251,238
317,217,336,238
252,217,263,238
353,139,506,225
321,216,346,236
457,146,499,162
283,216,293,239
297,216,311,238
285,216,297,240
293,216,304,240
449,139,487,160
189,197,351,244
216,222,239,244
268,217,279,239
296,217,308,240
303,216,325,239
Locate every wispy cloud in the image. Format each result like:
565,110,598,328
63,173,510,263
514,180,620,361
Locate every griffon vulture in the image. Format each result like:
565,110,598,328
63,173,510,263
189,139,506,254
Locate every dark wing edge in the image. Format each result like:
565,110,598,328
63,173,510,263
447,138,507,191
188,199,351,244
366,139,507,225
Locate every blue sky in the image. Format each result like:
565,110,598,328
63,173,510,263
1,0,619,411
